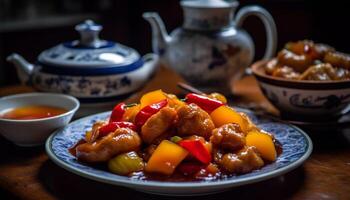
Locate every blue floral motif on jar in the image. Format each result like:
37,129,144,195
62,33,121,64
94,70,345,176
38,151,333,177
45,78,53,87
90,87,101,96
78,78,91,90
38,74,134,97
105,79,118,91
58,76,71,94
120,76,131,87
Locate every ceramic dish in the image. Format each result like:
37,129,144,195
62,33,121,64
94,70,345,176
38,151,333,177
252,60,350,118
7,20,159,104
143,0,277,95
46,107,312,196
0,93,79,146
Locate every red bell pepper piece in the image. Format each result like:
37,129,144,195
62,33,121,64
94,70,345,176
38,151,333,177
99,121,136,137
178,139,211,164
135,99,168,128
185,93,224,113
109,102,127,123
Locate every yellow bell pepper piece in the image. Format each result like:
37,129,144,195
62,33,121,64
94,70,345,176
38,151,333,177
207,92,227,104
246,131,277,162
140,89,167,109
210,105,248,132
145,140,188,175
122,104,141,122
166,94,185,109
85,130,92,142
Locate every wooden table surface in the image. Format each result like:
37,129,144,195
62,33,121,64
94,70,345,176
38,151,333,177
0,66,349,200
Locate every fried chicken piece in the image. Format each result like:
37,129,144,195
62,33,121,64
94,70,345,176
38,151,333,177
220,146,264,174
271,65,301,80
299,63,350,81
176,103,215,139
85,121,106,143
277,49,313,73
212,148,224,164
313,43,335,59
299,63,333,80
141,107,177,144
210,123,245,151
265,58,278,75
75,128,141,162
285,40,334,60
265,59,301,80
324,51,350,70
239,112,259,133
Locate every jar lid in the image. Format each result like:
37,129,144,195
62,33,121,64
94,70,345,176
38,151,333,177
180,0,238,8
38,20,142,71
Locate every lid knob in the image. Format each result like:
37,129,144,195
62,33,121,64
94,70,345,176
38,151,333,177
75,20,106,48
181,0,236,8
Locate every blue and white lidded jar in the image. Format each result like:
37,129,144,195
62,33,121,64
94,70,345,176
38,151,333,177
7,20,159,104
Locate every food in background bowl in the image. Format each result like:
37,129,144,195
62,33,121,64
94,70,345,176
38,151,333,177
69,90,281,181
264,40,350,81
252,40,350,118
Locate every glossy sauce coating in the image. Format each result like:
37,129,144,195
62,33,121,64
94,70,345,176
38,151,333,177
69,91,282,181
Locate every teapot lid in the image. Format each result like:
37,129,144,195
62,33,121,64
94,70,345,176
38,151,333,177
180,0,238,30
38,20,142,71
181,0,237,8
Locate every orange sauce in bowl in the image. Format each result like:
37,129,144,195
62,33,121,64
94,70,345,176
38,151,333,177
0,105,67,120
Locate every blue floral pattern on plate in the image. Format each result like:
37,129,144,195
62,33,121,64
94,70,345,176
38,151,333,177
46,107,312,195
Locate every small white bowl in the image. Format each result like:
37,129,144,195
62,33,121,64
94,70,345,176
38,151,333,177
0,93,79,146
252,60,350,118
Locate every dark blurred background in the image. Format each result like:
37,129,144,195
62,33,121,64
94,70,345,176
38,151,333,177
0,0,349,86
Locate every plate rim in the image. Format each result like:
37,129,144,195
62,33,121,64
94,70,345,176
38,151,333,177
45,109,313,189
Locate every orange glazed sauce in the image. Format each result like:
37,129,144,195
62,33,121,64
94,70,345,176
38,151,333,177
0,105,67,120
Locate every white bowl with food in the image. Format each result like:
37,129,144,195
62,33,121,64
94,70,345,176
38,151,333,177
252,40,350,118
0,93,79,146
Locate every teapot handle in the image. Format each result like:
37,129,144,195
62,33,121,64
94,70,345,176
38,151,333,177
235,6,277,60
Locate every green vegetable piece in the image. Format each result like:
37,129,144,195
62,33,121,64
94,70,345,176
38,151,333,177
108,151,144,175
126,103,138,108
170,136,183,143
180,98,186,102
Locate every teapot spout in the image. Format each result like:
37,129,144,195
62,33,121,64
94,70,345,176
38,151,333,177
6,53,34,85
143,12,170,56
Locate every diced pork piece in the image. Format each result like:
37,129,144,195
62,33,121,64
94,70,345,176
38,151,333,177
141,107,177,144
220,146,264,174
76,128,141,162
176,103,215,139
210,123,245,151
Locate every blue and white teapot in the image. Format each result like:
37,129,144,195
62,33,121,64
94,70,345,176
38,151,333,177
7,20,159,104
144,0,276,94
